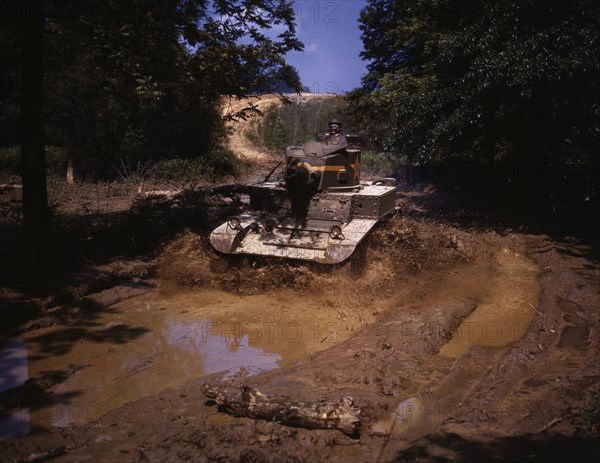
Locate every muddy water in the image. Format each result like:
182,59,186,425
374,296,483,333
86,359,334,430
0,288,358,435
1,243,542,439
371,396,429,436
372,248,540,438
0,339,30,437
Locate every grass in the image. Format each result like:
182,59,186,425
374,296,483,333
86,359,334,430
0,146,238,184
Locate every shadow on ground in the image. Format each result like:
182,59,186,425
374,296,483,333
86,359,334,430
391,431,600,463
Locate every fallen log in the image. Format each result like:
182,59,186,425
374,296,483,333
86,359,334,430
0,183,22,191
139,189,181,198
136,184,251,199
202,384,361,437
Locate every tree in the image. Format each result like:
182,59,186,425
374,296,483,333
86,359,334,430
356,0,600,212
20,0,49,279
0,3,20,147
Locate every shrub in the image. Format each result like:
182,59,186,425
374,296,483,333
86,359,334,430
361,151,408,177
155,148,237,181
0,145,68,176
0,146,20,174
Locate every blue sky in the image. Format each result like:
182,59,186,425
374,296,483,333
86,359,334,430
286,1,369,94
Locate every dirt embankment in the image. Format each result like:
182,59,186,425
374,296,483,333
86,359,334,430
221,93,337,180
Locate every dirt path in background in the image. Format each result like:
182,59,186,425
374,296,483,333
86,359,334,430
222,93,336,178
221,94,280,167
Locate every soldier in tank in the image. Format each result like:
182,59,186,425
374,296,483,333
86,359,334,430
327,118,342,135
321,118,346,152
286,119,346,217
316,118,343,140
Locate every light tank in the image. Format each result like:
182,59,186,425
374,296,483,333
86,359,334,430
210,123,397,264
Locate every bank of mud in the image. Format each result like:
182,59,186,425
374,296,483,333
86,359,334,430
1,209,598,462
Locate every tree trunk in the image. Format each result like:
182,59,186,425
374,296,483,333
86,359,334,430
66,157,74,184
20,0,49,281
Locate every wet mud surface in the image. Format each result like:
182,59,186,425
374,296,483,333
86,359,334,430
1,188,599,462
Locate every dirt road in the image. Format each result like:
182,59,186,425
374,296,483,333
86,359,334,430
1,198,598,462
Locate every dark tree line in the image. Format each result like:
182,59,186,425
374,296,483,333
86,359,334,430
1,0,303,278
351,0,599,220
2,0,303,177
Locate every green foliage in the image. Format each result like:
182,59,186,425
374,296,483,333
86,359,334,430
0,146,19,173
0,144,236,182
1,0,303,180
0,145,68,176
0,2,19,146
361,151,408,177
45,146,69,174
357,0,600,210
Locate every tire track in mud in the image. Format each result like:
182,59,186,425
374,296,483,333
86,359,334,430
370,249,540,443
370,238,600,463
212,238,543,462
184,232,596,463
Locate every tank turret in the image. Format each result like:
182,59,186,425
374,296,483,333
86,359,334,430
285,134,361,191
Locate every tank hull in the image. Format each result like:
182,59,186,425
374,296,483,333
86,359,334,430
210,181,396,264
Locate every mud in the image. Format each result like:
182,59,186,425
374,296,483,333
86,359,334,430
439,249,540,357
1,200,599,462
0,285,360,433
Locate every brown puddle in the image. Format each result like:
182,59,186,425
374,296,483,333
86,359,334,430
0,288,359,436
1,246,542,439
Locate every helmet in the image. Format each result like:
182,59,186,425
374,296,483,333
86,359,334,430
328,119,342,134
